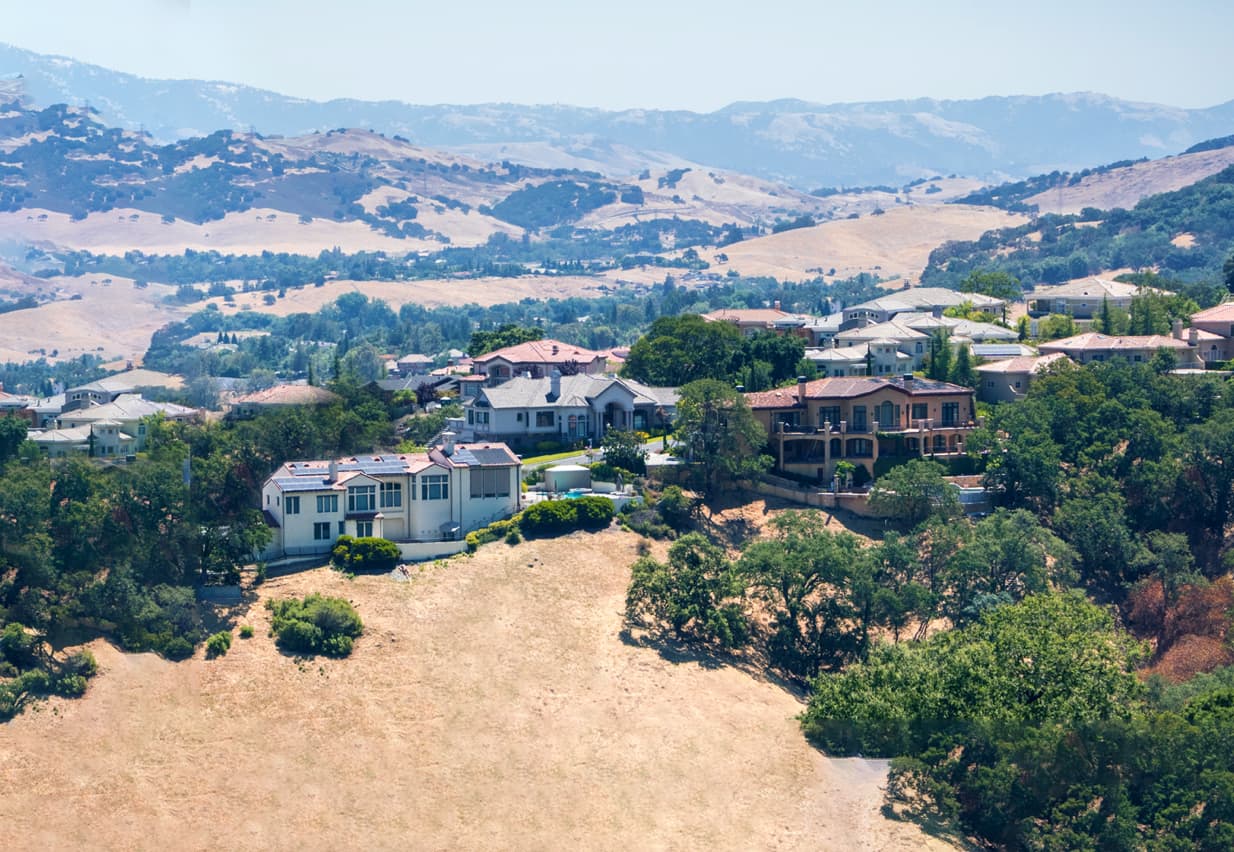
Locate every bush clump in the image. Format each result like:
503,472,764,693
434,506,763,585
205,630,233,658
331,535,400,573
466,516,522,552
267,594,363,657
520,496,614,537
239,624,255,639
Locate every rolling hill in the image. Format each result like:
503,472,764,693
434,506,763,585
4,42,1234,188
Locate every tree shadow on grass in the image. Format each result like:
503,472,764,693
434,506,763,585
618,625,808,699
879,802,976,850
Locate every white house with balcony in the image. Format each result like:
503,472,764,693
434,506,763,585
259,435,521,561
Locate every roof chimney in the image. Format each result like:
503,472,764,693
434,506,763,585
1189,327,1198,346
774,300,781,311
442,431,456,456
797,375,808,405
327,459,338,483
1173,318,1184,340
549,368,561,400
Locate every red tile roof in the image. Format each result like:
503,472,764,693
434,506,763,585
472,338,605,366
745,376,971,409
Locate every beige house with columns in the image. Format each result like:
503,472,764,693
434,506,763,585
745,375,978,483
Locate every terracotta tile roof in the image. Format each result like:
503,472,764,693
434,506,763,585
701,308,805,325
472,338,605,366
744,375,971,409
1192,302,1234,323
1039,333,1193,352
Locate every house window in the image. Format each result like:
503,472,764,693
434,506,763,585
470,467,511,499
380,481,402,508
338,521,346,535
986,380,994,388
347,485,376,512
421,474,449,501
915,342,924,354
911,403,928,421
355,520,373,538
817,406,841,427
313,522,331,541
941,402,960,426
285,496,301,515
535,411,554,428
1014,381,1021,388
317,494,338,514
138,423,147,436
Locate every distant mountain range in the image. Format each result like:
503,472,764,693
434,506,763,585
3,42,1234,189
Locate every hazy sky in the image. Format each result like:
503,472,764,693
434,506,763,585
3,0,1232,110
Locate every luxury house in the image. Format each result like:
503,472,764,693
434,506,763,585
745,375,978,482
260,436,521,559
841,287,1005,327
976,353,1071,403
1038,331,1209,368
455,372,677,447
471,339,607,384
1186,302,1234,363
28,394,199,458
701,305,810,338
227,384,343,419
1027,277,1166,318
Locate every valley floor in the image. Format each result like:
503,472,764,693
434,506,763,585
0,529,954,851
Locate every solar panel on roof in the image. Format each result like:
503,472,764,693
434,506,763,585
274,477,333,492
467,448,517,466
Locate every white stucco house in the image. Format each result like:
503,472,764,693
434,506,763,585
259,436,521,560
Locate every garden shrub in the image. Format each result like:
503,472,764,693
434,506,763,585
205,630,233,658
331,535,400,573
268,594,363,657
574,495,615,530
521,497,615,537
520,499,579,536
239,624,254,639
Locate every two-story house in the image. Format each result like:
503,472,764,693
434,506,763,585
458,372,677,447
745,375,978,482
260,436,521,559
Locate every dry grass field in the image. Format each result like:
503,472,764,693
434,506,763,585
0,528,954,852
205,274,617,317
712,204,1026,283
1023,146,1234,216
0,207,430,255
0,274,188,363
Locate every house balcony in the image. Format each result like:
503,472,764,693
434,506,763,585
772,417,978,438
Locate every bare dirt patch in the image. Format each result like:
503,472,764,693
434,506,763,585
0,529,951,851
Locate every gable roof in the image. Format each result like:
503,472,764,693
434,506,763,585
1039,332,1194,352
475,375,678,410
701,308,805,327
976,353,1071,375
1029,277,1168,301
472,338,605,367
1191,302,1234,324
57,394,197,423
846,287,1004,316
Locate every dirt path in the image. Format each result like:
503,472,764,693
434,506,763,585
0,530,954,851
